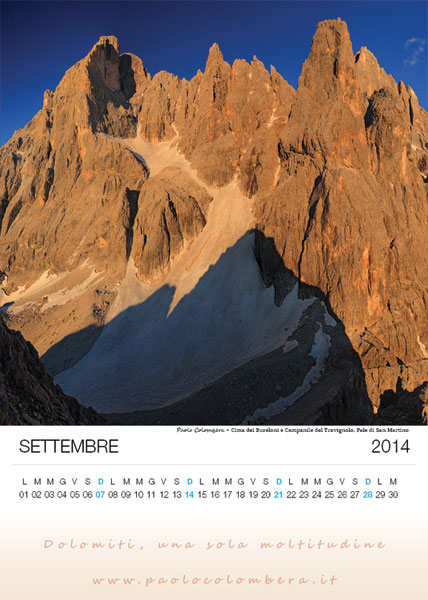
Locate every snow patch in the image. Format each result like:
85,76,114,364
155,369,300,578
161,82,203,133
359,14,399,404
321,301,337,327
0,261,102,314
273,163,281,187
282,339,298,354
242,323,331,424
0,270,62,307
40,269,103,312
417,335,428,359
267,107,278,128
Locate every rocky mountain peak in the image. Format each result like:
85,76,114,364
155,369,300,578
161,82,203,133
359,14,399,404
354,45,382,80
355,45,395,100
86,34,122,92
284,18,366,166
95,35,120,54
355,45,376,63
301,17,356,92
311,17,351,47
43,89,54,109
205,42,227,71
119,51,150,104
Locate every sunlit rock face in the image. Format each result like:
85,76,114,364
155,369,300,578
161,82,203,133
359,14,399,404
0,21,427,424
253,19,428,410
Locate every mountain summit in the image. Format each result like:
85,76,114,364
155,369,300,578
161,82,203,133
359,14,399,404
1,19,427,425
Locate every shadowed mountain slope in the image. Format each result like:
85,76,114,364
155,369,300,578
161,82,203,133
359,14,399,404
0,316,103,424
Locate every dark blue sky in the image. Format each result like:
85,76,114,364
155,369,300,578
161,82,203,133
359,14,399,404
1,1,427,145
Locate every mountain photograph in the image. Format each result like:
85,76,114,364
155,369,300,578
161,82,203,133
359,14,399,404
1,1,427,425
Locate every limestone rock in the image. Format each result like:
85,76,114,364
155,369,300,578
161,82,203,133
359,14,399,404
253,19,428,410
0,36,149,288
376,381,428,425
131,167,212,282
0,316,103,424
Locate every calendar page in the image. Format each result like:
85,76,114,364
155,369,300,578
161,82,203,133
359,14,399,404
0,426,427,598
1,1,427,599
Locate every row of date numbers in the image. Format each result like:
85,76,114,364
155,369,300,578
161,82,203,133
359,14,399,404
18,489,399,500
